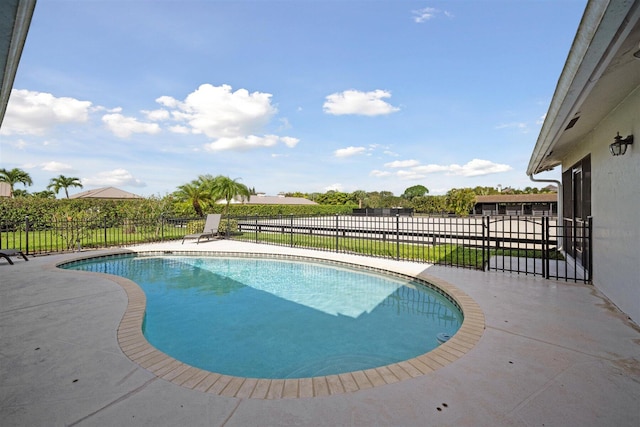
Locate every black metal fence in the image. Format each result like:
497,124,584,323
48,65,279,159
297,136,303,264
0,214,591,283
232,214,592,283
0,216,193,254
352,208,414,216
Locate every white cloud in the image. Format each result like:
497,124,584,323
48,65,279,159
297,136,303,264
278,117,292,130
203,134,297,151
495,122,528,132
412,7,452,23
92,106,121,113
82,168,146,187
429,187,450,195
384,159,420,168
370,170,392,177
155,95,181,108
101,113,162,138
1,89,92,135
169,125,190,134
451,159,512,176
155,83,297,151
41,161,73,172
142,109,170,121
334,146,367,158
409,159,512,177
412,7,439,23
396,170,427,180
158,83,277,139
323,89,399,116
412,164,451,174
281,136,300,148
324,183,343,192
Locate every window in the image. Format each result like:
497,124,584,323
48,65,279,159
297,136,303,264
562,155,591,263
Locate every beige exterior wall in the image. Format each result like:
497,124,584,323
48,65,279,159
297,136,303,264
0,182,11,197
562,86,640,323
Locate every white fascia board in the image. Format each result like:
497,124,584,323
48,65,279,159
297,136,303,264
527,0,639,175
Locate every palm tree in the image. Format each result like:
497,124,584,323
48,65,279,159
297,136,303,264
212,176,251,218
174,180,211,217
351,190,367,208
47,175,83,198
0,168,33,198
11,189,29,198
32,190,57,199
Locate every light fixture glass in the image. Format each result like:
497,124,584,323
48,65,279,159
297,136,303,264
609,132,634,156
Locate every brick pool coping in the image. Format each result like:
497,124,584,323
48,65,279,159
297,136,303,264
58,250,485,399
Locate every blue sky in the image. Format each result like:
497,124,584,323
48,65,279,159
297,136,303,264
1,0,587,197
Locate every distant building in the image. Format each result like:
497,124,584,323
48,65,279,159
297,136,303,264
70,187,144,200
473,193,558,216
0,182,11,198
218,193,317,205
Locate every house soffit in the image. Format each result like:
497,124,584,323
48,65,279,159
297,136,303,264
528,1,640,175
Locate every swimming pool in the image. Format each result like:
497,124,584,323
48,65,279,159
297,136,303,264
64,254,463,379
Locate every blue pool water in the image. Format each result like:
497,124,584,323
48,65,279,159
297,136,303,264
66,255,462,379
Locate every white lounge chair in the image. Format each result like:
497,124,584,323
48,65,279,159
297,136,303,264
0,249,29,265
182,214,222,244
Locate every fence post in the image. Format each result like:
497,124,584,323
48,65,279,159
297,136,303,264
483,215,491,271
543,216,549,279
255,215,258,243
76,218,82,252
104,217,108,247
335,214,339,252
481,216,487,271
587,216,593,283
395,214,400,260
25,216,30,255
160,215,164,241
571,218,578,261
290,214,294,247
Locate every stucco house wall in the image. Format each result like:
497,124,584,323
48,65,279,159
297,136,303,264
562,87,639,322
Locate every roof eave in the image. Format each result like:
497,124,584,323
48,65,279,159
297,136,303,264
527,0,639,175
0,0,36,128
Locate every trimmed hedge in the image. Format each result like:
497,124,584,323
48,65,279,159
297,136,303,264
0,197,353,231
0,197,175,230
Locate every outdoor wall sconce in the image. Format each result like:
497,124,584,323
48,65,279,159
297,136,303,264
609,132,633,156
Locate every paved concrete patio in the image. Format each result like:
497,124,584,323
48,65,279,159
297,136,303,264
1,240,639,426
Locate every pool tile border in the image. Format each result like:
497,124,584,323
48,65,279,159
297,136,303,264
58,250,485,399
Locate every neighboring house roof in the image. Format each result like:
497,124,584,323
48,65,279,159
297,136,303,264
70,187,143,199
475,194,558,204
0,182,11,197
218,195,317,205
246,196,317,205
528,0,640,175
0,0,36,128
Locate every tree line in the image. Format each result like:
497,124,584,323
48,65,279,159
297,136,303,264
1,168,555,218
0,168,83,199
284,184,555,216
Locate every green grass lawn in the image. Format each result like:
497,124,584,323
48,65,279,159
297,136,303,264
232,232,564,269
232,231,487,269
1,224,187,254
